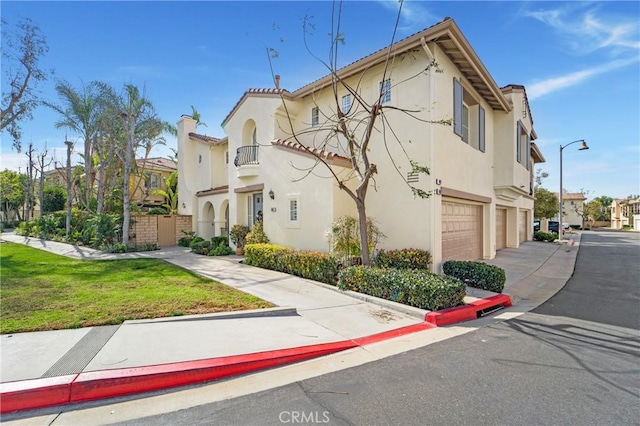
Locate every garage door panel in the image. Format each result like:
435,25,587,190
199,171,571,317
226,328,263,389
442,201,483,262
496,208,507,250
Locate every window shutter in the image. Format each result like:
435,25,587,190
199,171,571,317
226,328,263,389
526,134,531,170
479,106,485,152
516,121,522,163
453,78,463,137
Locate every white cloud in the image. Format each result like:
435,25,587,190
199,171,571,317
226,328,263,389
524,4,640,56
376,0,438,32
527,57,639,100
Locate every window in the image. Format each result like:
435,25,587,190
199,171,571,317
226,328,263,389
289,199,298,222
247,196,253,227
461,105,469,143
516,121,530,169
145,173,159,189
311,106,319,127
453,77,485,152
251,127,257,145
342,94,352,114
379,79,391,104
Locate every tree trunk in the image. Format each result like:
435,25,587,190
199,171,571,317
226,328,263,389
96,133,105,214
122,126,134,245
355,196,370,266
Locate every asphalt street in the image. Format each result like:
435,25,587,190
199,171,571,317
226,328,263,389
117,231,640,426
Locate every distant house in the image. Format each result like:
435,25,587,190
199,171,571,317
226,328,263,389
177,17,545,270
611,197,640,229
554,192,586,227
131,157,177,209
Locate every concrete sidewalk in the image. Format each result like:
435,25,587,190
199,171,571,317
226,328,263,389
0,232,580,413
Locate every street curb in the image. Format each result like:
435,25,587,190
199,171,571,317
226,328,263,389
124,307,298,324
0,321,441,414
425,294,513,326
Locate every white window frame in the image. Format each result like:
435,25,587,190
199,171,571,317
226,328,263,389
247,195,253,227
286,194,300,228
379,79,391,104
341,94,352,114
311,106,319,127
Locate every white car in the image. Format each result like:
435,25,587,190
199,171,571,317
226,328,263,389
562,223,570,230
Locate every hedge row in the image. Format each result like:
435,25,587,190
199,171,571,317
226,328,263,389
338,266,465,311
375,248,432,270
244,243,338,285
534,231,556,242
442,261,506,293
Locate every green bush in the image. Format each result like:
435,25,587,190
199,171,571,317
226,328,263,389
245,243,338,284
246,220,270,245
178,230,197,247
191,240,211,255
375,248,432,270
208,242,234,256
443,261,506,293
534,231,556,242
211,236,230,248
189,236,205,248
338,266,465,311
102,242,129,253
136,242,159,252
148,207,169,215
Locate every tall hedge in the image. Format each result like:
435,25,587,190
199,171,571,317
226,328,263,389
442,261,506,293
338,266,465,311
244,243,338,284
375,248,432,270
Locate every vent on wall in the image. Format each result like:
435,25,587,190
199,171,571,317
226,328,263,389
407,172,419,183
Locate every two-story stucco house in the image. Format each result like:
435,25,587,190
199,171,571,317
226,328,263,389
554,192,587,227
177,17,545,270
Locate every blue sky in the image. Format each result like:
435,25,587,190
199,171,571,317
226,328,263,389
2,1,639,200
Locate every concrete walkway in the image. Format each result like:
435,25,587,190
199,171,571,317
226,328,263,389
0,232,580,413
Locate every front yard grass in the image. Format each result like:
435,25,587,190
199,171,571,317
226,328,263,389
0,242,273,334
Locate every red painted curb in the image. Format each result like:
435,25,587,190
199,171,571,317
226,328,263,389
69,341,357,403
425,294,512,326
0,375,76,414
352,322,436,346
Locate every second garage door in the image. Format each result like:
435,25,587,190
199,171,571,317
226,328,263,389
496,208,507,250
442,200,483,262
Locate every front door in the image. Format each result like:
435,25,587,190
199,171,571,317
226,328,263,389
253,193,263,224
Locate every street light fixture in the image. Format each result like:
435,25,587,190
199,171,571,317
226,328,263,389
559,139,589,241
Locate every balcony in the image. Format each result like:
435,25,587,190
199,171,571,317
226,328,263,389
234,146,259,178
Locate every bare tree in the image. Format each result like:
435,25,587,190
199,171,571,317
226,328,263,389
34,145,54,218
270,1,448,265
1,18,52,151
24,142,36,219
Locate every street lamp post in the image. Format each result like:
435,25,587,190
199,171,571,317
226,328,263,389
559,139,589,241
64,140,73,237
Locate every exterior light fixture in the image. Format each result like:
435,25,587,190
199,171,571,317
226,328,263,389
269,189,275,200
559,139,589,241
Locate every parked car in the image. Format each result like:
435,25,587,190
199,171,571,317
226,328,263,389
548,221,559,234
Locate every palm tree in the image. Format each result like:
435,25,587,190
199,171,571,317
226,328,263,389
46,80,103,211
109,84,171,245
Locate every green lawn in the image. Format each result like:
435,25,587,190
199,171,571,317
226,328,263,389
0,242,273,334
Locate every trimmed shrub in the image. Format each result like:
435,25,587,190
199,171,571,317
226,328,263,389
102,242,129,253
211,236,230,248
338,266,465,311
136,242,159,252
534,231,556,242
188,236,205,248
246,220,270,245
178,231,197,247
148,207,169,215
190,240,211,255
443,261,506,293
375,248,432,270
245,243,338,284
208,243,234,256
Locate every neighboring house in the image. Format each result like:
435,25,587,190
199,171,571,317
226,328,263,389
611,197,640,229
177,17,545,270
131,157,177,209
554,192,586,227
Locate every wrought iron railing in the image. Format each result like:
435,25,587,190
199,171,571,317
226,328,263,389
234,146,259,167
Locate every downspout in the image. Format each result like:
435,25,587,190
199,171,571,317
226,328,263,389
420,37,439,272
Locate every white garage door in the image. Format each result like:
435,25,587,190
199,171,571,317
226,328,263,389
442,200,483,262
496,208,507,250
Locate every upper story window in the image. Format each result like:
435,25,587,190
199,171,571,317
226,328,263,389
289,199,298,222
145,173,159,189
251,127,257,145
342,94,352,114
311,106,319,127
453,78,485,152
379,79,391,104
516,121,531,170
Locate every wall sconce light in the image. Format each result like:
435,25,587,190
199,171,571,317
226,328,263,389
268,189,275,200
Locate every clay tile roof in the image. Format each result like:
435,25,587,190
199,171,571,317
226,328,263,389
189,132,227,145
135,157,177,170
196,185,229,197
221,88,291,127
271,139,351,167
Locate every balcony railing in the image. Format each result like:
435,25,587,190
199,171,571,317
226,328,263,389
234,146,259,167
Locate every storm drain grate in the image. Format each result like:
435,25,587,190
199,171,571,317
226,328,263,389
41,325,120,378
476,304,505,318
